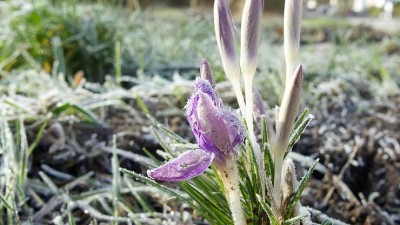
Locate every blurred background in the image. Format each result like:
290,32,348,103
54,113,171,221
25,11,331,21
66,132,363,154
0,0,399,224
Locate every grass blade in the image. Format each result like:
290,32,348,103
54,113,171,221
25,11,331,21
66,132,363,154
256,194,279,225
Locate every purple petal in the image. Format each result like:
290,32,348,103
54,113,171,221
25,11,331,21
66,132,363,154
200,59,216,88
218,108,245,148
147,149,214,182
240,0,263,74
214,0,238,69
197,92,243,156
193,78,218,104
186,78,218,129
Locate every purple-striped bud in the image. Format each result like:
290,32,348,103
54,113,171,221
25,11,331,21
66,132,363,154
240,0,264,78
147,149,214,182
275,65,303,153
200,59,216,88
284,0,302,80
186,78,245,160
214,0,240,81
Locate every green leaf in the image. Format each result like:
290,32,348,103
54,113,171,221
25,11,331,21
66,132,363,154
147,115,188,144
51,102,105,126
178,181,232,225
0,195,14,211
292,108,309,131
256,194,279,225
285,110,313,158
284,159,319,219
119,168,200,213
284,214,306,225
28,119,48,155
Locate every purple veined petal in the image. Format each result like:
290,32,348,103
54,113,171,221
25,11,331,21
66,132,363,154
240,0,264,77
186,78,219,130
193,78,218,104
218,108,245,148
200,59,216,89
284,0,302,79
214,0,240,81
147,149,215,182
196,92,241,157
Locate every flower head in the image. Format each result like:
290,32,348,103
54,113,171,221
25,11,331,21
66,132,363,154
214,0,241,82
148,76,245,182
240,0,264,78
186,78,245,160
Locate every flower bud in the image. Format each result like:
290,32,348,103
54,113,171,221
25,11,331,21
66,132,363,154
200,59,216,88
284,0,302,81
275,65,303,153
240,0,263,79
186,78,245,160
214,0,240,81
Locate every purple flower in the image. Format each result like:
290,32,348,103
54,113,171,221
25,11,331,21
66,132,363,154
147,77,245,182
240,0,263,77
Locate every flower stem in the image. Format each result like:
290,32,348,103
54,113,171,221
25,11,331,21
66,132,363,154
216,160,246,225
243,75,266,199
231,78,246,117
272,152,284,209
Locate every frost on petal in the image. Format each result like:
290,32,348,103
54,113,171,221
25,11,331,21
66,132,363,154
219,108,245,148
147,149,214,182
193,78,218,104
186,78,219,138
197,92,245,157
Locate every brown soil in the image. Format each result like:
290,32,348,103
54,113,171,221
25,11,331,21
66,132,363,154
297,78,400,224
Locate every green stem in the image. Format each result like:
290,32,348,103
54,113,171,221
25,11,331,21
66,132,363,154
272,152,284,210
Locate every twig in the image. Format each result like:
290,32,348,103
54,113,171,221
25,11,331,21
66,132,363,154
303,207,350,225
322,144,360,207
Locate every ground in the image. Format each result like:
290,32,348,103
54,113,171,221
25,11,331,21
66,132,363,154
0,2,399,225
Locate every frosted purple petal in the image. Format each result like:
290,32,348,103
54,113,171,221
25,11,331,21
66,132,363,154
147,149,214,182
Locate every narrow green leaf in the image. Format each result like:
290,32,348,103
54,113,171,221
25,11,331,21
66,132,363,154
179,181,232,225
261,116,269,144
119,168,199,212
264,142,274,180
28,120,48,155
150,127,174,156
0,195,13,211
292,108,309,131
284,214,306,225
123,175,155,213
256,194,279,225
114,41,122,81
286,113,313,157
284,159,319,219
135,95,149,114
51,102,105,126
143,148,162,166
67,209,76,225
147,115,188,144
